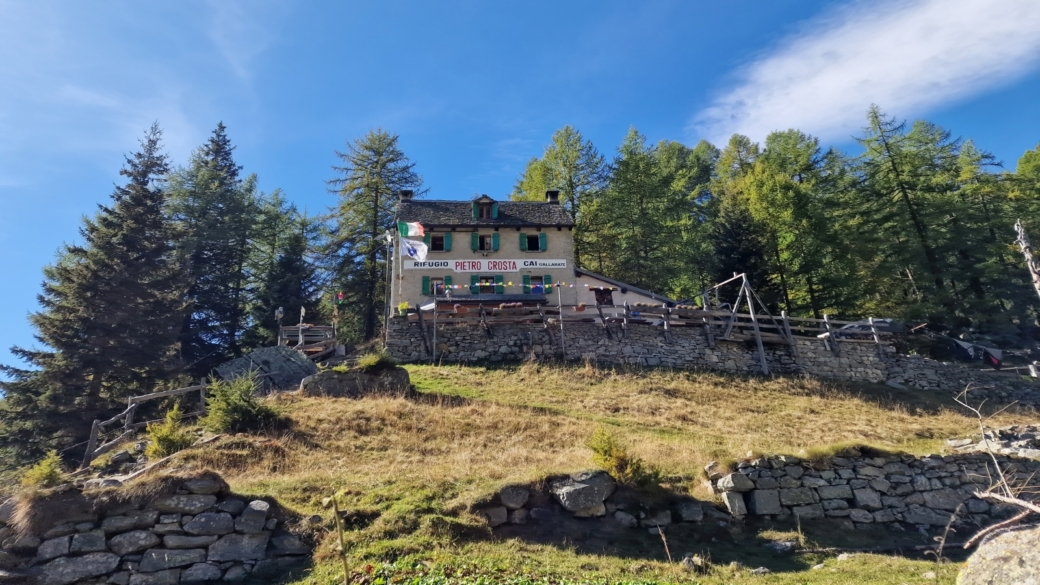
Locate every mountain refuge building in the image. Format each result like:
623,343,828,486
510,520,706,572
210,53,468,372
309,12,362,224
390,190,674,310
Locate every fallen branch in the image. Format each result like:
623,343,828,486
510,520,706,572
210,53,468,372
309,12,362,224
963,510,1033,549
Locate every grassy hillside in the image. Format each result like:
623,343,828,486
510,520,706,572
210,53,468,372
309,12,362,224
14,363,1035,584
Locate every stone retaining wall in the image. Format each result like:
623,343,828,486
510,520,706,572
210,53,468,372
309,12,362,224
0,472,310,584
386,318,1040,406
708,451,1040,529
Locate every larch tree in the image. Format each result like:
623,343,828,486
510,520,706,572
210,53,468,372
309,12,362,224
0,124,185,463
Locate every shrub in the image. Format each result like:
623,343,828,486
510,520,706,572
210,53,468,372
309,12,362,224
585,428,661,487
20,450,67,489
145,403,196,459
356,350,398,373
202,373,282,433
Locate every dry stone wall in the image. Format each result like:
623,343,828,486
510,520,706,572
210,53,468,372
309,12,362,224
386,318,1040,406
707,451,1040,530
0,473,310,585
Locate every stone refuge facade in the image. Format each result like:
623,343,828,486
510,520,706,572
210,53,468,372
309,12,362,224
0,473,310,585
707,451,1040,530
386,318,1040,405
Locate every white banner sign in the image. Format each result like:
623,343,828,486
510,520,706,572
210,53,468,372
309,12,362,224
404,259,567,272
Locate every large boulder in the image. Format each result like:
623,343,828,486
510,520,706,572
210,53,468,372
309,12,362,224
959,525,1040,584
550,471,616,512
37,552,120,585
298,368,411,398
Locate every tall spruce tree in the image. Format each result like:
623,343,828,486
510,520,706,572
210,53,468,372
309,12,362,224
0,124,185,463
168,123,257,376
325,129,424,341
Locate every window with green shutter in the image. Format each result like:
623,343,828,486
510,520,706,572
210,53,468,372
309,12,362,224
522,274,531,293
423,233,431,247
470,274,479,294
544,275,553,292
491,202,499,218
491,233,499,251
519,232,527,251
539,232,548,252
472,202,479,219
444,232,452,251
495,275,504,294
422,276,430,295
444,275,452,291
471,232,479,251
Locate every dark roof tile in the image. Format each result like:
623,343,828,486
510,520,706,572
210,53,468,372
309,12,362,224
398,199,573,227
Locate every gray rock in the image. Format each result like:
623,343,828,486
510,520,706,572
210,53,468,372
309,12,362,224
748,490,782,515
779,488,816,506
613,511,637,528
817,485,853,500
551,472,616,512
856,466,884,478
853,488,883,511
216,500,245,516
0,499,14,524
528,507,552,521
298,368,410,397
222,564,248,581
184,512,235,536
181,562,223,582
722,492,746,517
958,525,1040,584
140,548,206,572
38,552,120,585
7,534,41,553
872,509,896,523
791,504,824,520
498,486,529,510
966,498,990,514
922,489,967,511
675,501,704,522
101,515,138,534
269,532,309,555
70,529,106,553
779,476,802,488
164,534,218,549
640,510,672,528
508,509,528,525
42,523,77,539
109,570,131,585
152,523,185,536
912,474,932,491
84,478,123,489
36,536,71,561
784,466,804,480
109,530,161,556
234,501,269,534
151,495,217,515
573,503,606,518
848,508,873,523
802,477,829,488
184,477,226,495
129,569,181,585
903,505,952,526
159,514,180,524
822,499,849,510
479,506,508,527
207,533,270,562
717,473,755,492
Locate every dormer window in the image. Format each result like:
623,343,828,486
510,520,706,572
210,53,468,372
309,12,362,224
479,205,493,219
471,195,499,220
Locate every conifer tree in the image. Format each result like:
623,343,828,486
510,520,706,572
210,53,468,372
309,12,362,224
325,129,425,341
0,124,185,462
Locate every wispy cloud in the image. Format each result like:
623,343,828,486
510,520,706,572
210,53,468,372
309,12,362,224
206,0,288,80
692,0,1040,146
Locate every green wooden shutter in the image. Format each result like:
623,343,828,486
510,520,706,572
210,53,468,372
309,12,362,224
539,232,547,252
444,275,452,291
519,233,527,251
423,233,431,247
444,232,452,251
472,202,479,219
422,276,430,295
544,275,553,293
491,233,499,251
495,275,504,294
470,274,479,294
471,232,479,251
522,274,531,294
491,202,499,219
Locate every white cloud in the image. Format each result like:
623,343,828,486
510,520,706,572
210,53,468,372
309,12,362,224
692,0,1040,146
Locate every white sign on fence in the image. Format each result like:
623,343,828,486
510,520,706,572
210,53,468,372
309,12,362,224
404,259,567,272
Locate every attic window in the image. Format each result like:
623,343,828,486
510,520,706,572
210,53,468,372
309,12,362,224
479,205,492,219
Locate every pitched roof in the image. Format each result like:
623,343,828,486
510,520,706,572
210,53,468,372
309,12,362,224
398,199,573,227
575,269,677,306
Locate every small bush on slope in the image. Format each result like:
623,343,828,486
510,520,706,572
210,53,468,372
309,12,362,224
145,403,195,458
202,373,282,433
20,450,66,488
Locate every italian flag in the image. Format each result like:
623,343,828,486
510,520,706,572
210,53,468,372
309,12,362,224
397,221,424,237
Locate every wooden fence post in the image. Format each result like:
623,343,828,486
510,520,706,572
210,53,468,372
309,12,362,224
80,419,100,469
823,314,840,356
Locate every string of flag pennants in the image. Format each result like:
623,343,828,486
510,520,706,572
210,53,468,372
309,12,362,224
435,282,599,289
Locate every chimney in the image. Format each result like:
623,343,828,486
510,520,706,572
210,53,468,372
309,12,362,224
399,189,414,201
545,190,560,204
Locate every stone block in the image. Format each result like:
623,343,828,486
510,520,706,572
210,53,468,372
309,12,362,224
722,492,746,516
217,500,246,516
779,476,802,488
903,505,952,526
573,503,606,518
676,500,704,522
209,534,272,566
268,532,310,555
869,478,891,493
151,495,217,515
779,488,816,506
129,569,181,585
754,477,779,489
234,501,269,534
183,477,226,495
508,509,529,525
717,473,754,492
640,510,671,528
181,562,223,583
748,490,782,515
921,489,967,511
70,529,107,553
36,536,71,561
551,472,615,512
872,509,896,523
817,485,853,500
848,508,873,523
802,477,829,488
184,512,234,536
164,535,218,549
109,530,161,556
791,504,824,520
613,511,637,528
498,486,529,510
852,488,883,511
478,507,508,527
140,548,206,572
39,552,120,585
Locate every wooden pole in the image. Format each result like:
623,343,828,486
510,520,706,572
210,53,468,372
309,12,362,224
781,310,797,357
1014,219,1040,302
823,314,840,356
557,283,566,359
868,317,885,360
81,420,100,469
744,276,769,375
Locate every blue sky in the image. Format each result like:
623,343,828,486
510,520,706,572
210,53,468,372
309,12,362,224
3,0,1040,367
